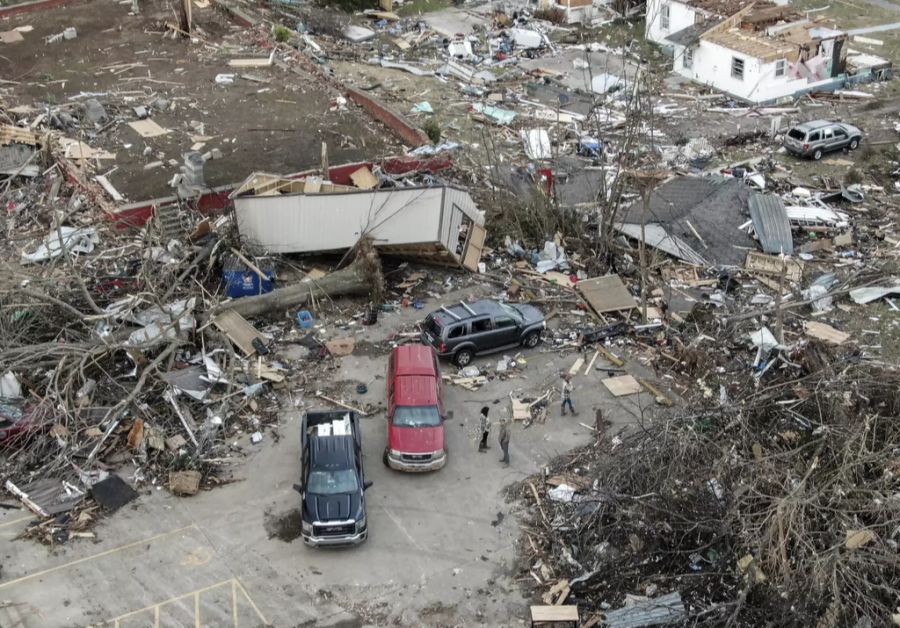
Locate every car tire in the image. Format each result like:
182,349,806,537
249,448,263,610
522,331,541,348
454,348,474,367
382,449,389,467
849,138,860,150
812,149,823,161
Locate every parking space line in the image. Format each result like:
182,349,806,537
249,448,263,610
0,523,197,590
0,513,33,528
105,578,269,626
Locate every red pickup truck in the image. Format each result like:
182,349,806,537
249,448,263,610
383,344,446,472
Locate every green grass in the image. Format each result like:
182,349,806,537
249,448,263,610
395,0,453,17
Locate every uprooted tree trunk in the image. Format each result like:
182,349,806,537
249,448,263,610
210,243,383,319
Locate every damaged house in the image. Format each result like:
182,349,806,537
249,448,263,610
231,173,487,271
615,175,757,267
645,0,892,103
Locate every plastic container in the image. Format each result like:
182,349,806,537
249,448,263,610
223,256,274,298
296,310,314,329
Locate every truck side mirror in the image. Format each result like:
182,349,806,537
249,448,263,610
363,480,373,490
292,483,303,494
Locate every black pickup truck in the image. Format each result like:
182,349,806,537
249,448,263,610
294,410,371,547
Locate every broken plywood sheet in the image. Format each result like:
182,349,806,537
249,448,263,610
211,309,267,356
602,374,642,397
511,397,530,420
325,337,355,357
804,321,850,345
60,138,116,161
128,118,171,138
349,166,378,190
576,274,637,315
745,251,803,282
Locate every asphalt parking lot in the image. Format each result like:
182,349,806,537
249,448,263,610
0,293,660,627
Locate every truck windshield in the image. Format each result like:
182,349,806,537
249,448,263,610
307,469,358,494
394,405,442,428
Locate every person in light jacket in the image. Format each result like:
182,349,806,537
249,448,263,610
561,374,576,416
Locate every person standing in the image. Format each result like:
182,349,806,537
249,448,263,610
478,406,491,452
561,374,576,416
498,416,510,465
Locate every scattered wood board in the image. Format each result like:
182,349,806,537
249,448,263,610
530,604,579,623
325,337,355,357
639,378,674,406
583,350,599,375
95,174,124,202
745,251,803,282
576,274,637,315
546,473,591,490
568,358,584,375
804,321,849,345
128,118,170,138
349,166,378,190
442,374,487,391
602,374,642,396
212,309,267,356
228,52,274,67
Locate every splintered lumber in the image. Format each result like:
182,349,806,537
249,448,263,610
638,378,673,406
584,350,600,374
211,255,379,319
442,374,487,390
596,345,624,367
315,392,370,416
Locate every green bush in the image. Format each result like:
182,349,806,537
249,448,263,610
422,118,441,144
273,25,292,43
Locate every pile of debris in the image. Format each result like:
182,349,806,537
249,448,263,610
517,360,900,627
0,168,385,542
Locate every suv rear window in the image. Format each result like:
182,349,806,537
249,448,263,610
424,315,442,338
787,129,805,140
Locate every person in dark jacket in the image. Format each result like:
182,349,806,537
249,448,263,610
498,416,510,465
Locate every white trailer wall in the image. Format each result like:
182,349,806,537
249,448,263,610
235,186,483,255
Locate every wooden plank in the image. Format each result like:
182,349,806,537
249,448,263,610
94,175,124,202
576,274,637,315
568,358,584,376
596,345,624,367
803,321,849,345
583,350,599,375
228,52,274,67
462,223,486,272
638,378,674,406
602,374,642,396
0,124,40,145
530,604,579,621
211,309,266,356
128,119,170,138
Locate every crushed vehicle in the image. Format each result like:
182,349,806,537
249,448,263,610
294,410,372,547
421,299,545,367
783,120,862,160
384,344,446,472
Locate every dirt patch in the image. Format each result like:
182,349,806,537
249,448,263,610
0,0,400,201
264,507,303,542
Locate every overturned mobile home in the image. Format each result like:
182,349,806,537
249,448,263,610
232,174,486,271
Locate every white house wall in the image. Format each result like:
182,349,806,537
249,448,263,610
235,187,446,254
646,0,699,46
674,39,844,103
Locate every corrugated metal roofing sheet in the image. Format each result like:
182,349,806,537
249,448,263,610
749,193,793,255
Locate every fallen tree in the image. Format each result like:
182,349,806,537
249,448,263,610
210,241,383,319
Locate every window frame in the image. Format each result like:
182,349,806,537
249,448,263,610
660,2,670,30
683,47,693,69
731,56,745,80
774,59,786,77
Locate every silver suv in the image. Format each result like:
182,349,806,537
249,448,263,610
784,120,862,161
